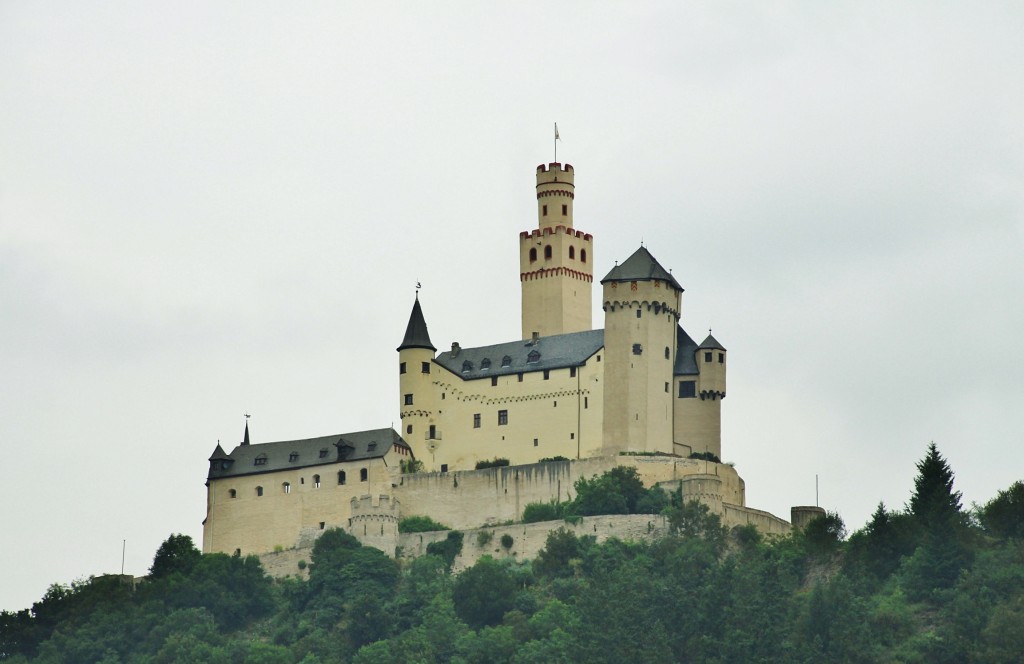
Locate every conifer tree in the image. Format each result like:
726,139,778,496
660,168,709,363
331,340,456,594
908,442,963,531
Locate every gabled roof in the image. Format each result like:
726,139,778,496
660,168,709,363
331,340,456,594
674,326,700,376
207,427,410,480
698,333,726,351
600,246,683,291
434,329,604,380
397,297,436,352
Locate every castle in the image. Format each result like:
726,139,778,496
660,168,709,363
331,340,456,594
203,161,810,565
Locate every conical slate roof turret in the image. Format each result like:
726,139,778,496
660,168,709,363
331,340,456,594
208,443,230,461
698,332,726,351
601,246,683,291
397,296,436,352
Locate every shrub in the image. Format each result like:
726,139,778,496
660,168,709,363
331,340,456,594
476,531,494,548
398,516,450,533
400,459,424,474
297,559,307,570
500,534,514,549
688,451,722,463
523,501,565,523
475,458,511,469
426,531,464,569
538,456,570,463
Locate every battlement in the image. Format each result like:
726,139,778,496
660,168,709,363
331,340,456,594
519,227,592,240
349,494,401,519
536,162,574,174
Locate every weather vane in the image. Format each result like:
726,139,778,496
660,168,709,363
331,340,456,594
416,281,421,297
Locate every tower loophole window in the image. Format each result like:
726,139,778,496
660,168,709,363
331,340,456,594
529,247,537,263
562,204,567,215
569,246,575,259
544,245,552,260
581,249,587,263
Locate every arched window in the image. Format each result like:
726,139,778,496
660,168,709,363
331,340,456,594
529,247,537,263
581,249,587,263
569,246,575,259
256,486,263,497
544,245,552,260
313,474,321,488
360,468,368,482
228,489,237,499
528,350,541,363
282,482,291,494
481,358,491,370
501,355,511,367
338,471,347,485
462,360,473,373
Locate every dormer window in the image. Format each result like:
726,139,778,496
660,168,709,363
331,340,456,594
367,442,377,451
462,360,473,373
254,454,267,466
288,452,299,462
501,355,511,367
527,350,540,363
481,358,491,370
319,448,329,458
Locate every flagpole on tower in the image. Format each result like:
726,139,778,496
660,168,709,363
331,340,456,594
554,122,560,162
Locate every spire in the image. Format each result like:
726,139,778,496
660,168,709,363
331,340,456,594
208,442,229,461
600,246,683,291
241,420,250,446
397,296,436,352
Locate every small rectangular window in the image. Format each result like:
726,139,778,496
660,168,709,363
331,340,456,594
570,433,575,440
360,468,368,482
517,373,523,382
473,413,481,428
679,381,696,398
498,410,508,425
636,309,642,318
441,464,448,473
665,382,669,393
569,367,576,378
561,204,567,215
319,522,326,530
399,362,407,374
542,204,548,216
718,353,724,364
543,370,550,380
704,352,713,362
406,424,413,434
404,394,413,405
422,362,431,373
491,376,498,386
597,355,601,362
553,400,557,407
632,343,643,355
585,397,588,409
533,438,539,447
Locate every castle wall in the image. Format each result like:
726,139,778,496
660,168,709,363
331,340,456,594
674,394,722,460
393,455,746,530
404,359,605,472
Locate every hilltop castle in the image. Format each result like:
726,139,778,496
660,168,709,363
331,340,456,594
203,161,806,563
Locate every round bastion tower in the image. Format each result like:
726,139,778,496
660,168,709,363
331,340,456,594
600,247,684,455
397,296,437,466
519,163,594,340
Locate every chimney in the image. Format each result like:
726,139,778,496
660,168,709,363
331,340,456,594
451,342,460,357
531,331,540,345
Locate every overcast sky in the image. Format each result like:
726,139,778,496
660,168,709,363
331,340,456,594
2,1,1022,611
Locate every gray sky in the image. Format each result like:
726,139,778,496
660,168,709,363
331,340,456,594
2,1,1022,611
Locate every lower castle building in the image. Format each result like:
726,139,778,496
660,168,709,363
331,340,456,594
203,160,809,561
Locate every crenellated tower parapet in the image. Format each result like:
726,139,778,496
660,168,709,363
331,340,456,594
348,494,401,555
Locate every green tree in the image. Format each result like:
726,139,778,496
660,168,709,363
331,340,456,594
452,556,517,629
425,531,464,570
150,534,202,579
979,481,1024,540
909,442,964,532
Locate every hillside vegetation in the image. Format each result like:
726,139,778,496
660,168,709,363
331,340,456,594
2,443,1023,663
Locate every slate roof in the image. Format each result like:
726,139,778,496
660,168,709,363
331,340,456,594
674,326,700,376
434,329,605,380
207,427,409,480
397,297,436,352
698,333,726,351
600,246,684,291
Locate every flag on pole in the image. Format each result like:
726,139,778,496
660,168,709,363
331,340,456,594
554,123,560,141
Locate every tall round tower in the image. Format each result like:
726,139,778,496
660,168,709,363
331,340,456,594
519,163,594,340
600,246,683,454
397,296,437,464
